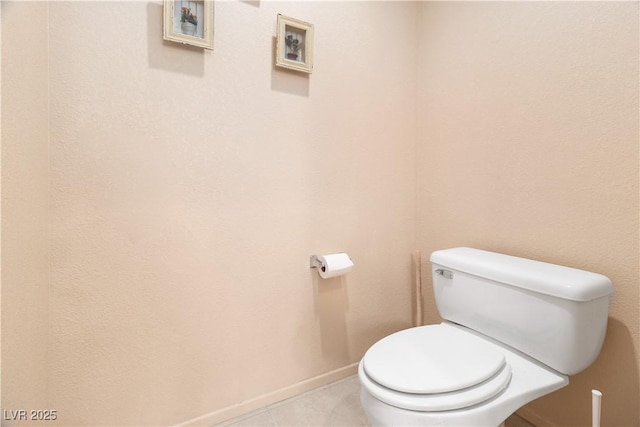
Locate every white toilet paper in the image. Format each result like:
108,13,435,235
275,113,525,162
317,253,354,279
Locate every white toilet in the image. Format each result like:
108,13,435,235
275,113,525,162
359,247,613,427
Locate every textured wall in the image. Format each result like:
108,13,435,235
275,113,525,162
416,2,639,426
3,1,639,426
1,0,50,417
46,1,417,425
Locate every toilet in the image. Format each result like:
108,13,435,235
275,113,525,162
359,247,614,427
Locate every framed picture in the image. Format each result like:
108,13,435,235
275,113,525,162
276,14,314,74
163,0,214,50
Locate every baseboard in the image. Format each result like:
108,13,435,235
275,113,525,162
176,363,360,426
517,406,558,427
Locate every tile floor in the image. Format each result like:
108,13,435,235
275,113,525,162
218,375,535,427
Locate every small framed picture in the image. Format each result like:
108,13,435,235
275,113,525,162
276,14,314,74
163,0,214,50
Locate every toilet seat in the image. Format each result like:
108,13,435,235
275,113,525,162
360,324,513,411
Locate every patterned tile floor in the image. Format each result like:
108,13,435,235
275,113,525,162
218,375,535,427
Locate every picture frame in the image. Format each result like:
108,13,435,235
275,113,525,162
163,0,214,50
276,14,314,74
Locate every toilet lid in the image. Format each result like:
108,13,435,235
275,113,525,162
359,358,512,411
362,324,506,394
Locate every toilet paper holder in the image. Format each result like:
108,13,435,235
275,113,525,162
310,255,326,272
310,253,354,279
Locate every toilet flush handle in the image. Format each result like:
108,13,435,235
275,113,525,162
435,269,454,279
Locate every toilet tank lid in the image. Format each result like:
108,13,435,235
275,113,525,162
430,248,613,302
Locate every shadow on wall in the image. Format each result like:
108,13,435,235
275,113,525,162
312,274,349,363
526,317,640,426
147,2,205,77
270,37,310,97
581,318,640,425
239,0,260,8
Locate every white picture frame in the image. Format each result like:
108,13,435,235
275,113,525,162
276,14,314,74
163,0,214,50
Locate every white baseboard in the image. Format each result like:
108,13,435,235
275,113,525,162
176,363,359,426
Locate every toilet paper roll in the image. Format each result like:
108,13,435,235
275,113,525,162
318,253,354,279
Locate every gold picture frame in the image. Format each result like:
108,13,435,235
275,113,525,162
163,0,214,50
276,14,314,74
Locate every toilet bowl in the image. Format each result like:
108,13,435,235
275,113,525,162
359,247,613,427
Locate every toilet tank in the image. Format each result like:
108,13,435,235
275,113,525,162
430,247,613,375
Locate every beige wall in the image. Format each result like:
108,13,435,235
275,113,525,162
1,0,50,417
2,1,639,426
44,1,417,425
417,2,639,426
0,0,2,411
